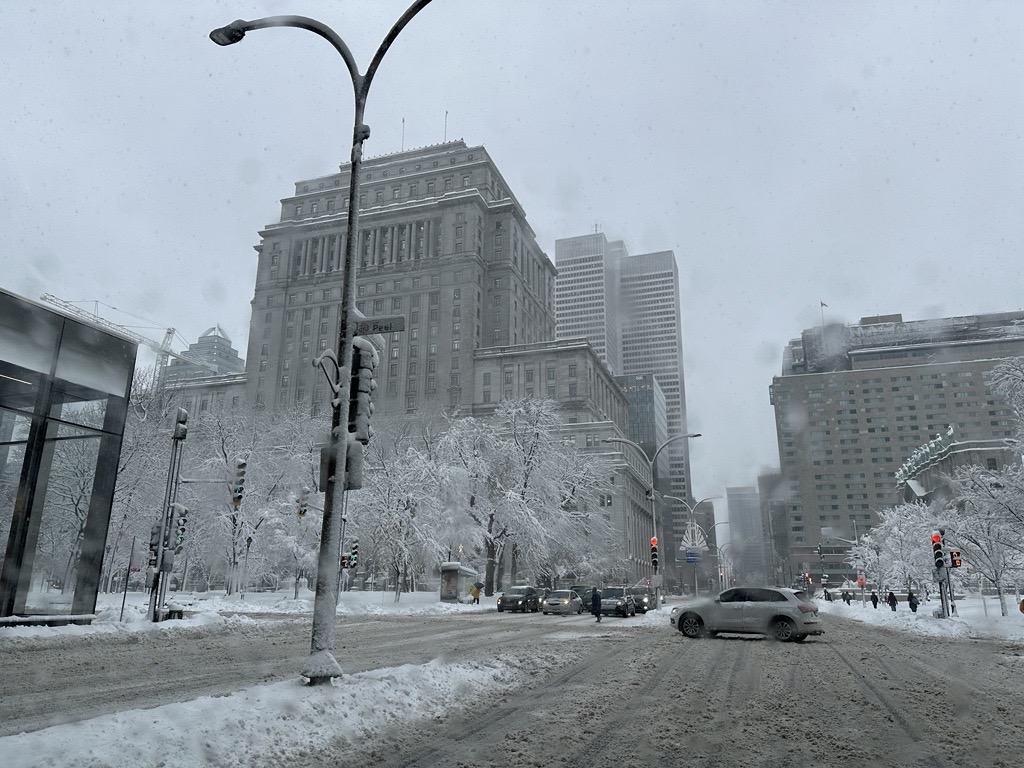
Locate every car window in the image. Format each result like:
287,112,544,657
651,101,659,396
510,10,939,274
506,587,528,595
718,589,745,603
549,591,571,599
747,588,778,602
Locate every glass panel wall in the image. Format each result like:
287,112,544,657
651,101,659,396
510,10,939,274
0,290,136,621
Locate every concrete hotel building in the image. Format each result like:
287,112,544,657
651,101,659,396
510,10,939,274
769,312,1024,584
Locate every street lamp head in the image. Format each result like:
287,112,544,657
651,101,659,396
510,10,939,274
210,21,247,46
685,433,702,438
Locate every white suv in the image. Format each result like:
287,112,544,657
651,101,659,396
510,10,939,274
669,586,823,642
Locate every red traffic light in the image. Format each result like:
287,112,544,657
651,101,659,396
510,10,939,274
650,536,658,547
931,532,942,544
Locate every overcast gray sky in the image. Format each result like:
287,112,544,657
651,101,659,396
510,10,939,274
4,2,1024,519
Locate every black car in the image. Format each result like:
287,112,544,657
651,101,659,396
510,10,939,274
628,586,657,613
571,584,597,611
496,586,541,612
598,586,636,617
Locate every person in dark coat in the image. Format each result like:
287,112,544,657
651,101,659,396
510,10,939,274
870,591,879,609
907,591,919,613
592,587,602,623
841,590,852,605
886,591,898,611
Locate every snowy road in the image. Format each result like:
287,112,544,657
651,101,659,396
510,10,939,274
323,612,1024,768
3,608,1024,766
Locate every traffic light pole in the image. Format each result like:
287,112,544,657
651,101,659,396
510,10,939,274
210,1,433,685
149,424,187,622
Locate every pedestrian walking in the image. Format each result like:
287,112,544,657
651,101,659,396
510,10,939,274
471,586,481,604
870,591,879,609
841,590,852,605
908,591,919,614
886,591,898,611
592,587,602,623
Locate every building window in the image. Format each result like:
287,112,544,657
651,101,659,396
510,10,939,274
568,365,577,377
547,368,556,380
294,205,303,217
450,374,460,386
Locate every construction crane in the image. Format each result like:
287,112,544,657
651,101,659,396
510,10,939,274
39,294,220,384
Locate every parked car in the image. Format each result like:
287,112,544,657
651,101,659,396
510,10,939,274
496,586,541,613
627,586,657,613
669,586,823,642
542,589,584,615
598,586,636,617
571,585,597,611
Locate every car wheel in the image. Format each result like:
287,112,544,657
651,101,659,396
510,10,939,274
542,611,548,615
679,613,704,638
793,634,807,643
771,617,797,642
497,607,503,612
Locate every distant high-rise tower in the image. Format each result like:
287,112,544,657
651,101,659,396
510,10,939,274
554,233,624,375
555,234,695,574
163,325,245,383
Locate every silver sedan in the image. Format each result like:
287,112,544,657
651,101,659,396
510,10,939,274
542,590,584,615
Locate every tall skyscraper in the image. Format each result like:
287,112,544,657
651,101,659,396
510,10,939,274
725,485,765,584
555,235,695,572
770,311,1024,584
554,233,625,375
243,140,557,418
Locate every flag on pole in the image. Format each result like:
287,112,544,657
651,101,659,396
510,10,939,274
820,300,828,308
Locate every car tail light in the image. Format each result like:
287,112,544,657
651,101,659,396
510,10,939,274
798,603,817,614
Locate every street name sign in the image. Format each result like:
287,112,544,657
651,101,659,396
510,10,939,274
354,315,406,335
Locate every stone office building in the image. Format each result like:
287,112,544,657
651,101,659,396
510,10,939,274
243,140,557,419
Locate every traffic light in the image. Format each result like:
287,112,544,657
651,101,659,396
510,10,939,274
149,522,163,559
949,550,962,568
297,487,309,517
231,458,247,508
650,536,659,569
341,554,351,569
348,337,378,445
931,530,944,569
816,544,823,560
172,504,188,554
173,408,188,440
351,539,359,567
344,440,365,491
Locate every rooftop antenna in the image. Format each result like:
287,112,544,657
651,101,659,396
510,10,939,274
593,222,601,234
401,117,405,151
444,110,448,142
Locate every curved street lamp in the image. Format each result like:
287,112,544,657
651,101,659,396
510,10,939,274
210,1,434,685
602,433,700,605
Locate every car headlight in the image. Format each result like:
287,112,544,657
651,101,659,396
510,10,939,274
616,600,624,606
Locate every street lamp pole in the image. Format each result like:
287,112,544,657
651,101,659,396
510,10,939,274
602,433,700,606
210,1,434,685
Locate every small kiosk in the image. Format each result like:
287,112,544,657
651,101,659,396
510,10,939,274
439,562,478,603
